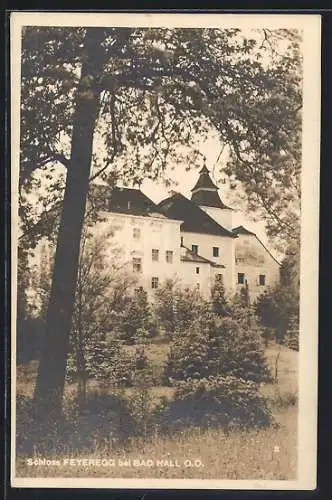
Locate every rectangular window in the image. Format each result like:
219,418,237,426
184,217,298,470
133,257,142,273
152,249,159,262
238,272,245,285
213,247,219,257
133,227,141,239
216,273,223,282
181,236,184,246
151,277,159,289
192,244,198,255
166,250,173,263
259,274,266,286
196,267,200,274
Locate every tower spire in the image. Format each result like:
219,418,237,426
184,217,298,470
191,161,230,209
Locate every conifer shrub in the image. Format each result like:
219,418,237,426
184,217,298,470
115,287,153,344
153,279,210,336
161,308,272,430
66,338,135,388
66,337,153,391
164,315,272,384
211,278,231,317
157,376,272,431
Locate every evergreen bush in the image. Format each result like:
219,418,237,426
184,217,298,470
154,280,209,335
164,315,271,384
157,376,272,431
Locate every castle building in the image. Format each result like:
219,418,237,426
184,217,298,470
93,164,280,302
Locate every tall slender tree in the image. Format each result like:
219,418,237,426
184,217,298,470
33,28,107,419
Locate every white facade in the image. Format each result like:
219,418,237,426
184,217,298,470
86,175,280,301
179,261,212,299
92,207,280,303
180,231,235,296
234,232,280,302
94,211,183,294
32,170,280,304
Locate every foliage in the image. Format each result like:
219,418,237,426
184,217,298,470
153,279,210,335
282,316,299,351
255,241,300,344
20,27,302,251
164,314,271,385
16,392,136,453
114,287,153,344
162,305,272,430
214,29,303,247
16,246,42,363
16,247,31,319
211,277,231,317
67,392,136,447
255,289,299,344
16,317,45,364
157,376,272,431
67,228,150,401
19,25,302,418
66,338,134,387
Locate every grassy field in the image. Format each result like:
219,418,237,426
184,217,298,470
15,341,298,480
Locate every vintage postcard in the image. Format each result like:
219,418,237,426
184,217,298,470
10,12,320,489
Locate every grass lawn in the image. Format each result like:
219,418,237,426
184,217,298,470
15,340,298,480
16,405,297,480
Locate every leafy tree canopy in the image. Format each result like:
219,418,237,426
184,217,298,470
20,26,302,250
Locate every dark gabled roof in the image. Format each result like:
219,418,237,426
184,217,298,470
89,185,166,217
158,192,237,238
232,225,256,236
191,165,219,192
191,189,231,209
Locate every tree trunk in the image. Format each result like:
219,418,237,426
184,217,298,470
33,28,106,423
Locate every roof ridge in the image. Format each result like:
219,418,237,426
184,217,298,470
158,193,237,238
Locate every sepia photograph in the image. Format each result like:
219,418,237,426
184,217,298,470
10,12,320,489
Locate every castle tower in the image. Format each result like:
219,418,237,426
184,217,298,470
190,163,233,230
